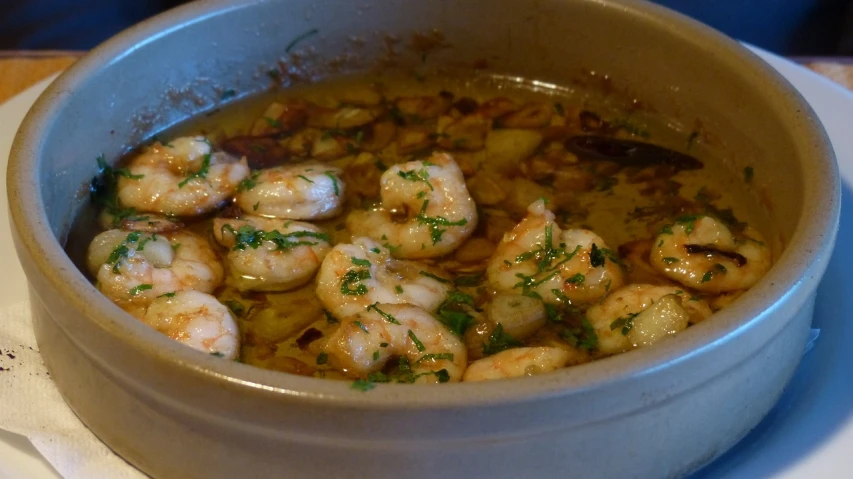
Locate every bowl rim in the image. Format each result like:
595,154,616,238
7,0,841,409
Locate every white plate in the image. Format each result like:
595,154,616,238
1,48,852,478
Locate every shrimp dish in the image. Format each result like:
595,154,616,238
68,73,774,387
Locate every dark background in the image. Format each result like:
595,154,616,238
0,0,851,55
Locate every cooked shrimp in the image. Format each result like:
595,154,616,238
87,229,224,310
212,216,331,292
462,347,570,382
234,163,345,220
346,152,478,259
142,290,239,360
650,215,771,293
315,237,453,318
324,304,466,383
586,284,713,355
117,136,250,216
487,199,624,305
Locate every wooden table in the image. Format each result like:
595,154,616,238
0,51,851,104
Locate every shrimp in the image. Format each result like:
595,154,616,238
650,215,771,293
117,136,250,217
212,216,331,292
142,290,239,360
586,284,713,355
462,347,570,382
87,229,224,310
324,304,467,383
234,163,345,220
315,237,453,318
346,152,478,259
487,199,625,305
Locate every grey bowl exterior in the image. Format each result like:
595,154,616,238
6,0,840,478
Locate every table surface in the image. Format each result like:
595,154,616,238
0,51,852,104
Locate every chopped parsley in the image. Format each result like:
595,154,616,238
353,320,369,333
416,353,454,364
702,263,727,283
395,285,404,294
316,352,328,365
659,224,674,235
369,247,381,254
128,284,153,296
610,312,640,335
296,174,314,183
222,300,246,317
364,357,451,385
416,199,468,245
324,171,340,196
397,168,434,191
351,257,371,267
435,290,476,336
565,273,585,285
90,155,149,227
177,153,211,188
222,224,328,251
662,257,680,265
554,102,565,116
157,292,176,298
559,318,598,350
324,310,339,324
366,303,401,325
341,270,371,296
482,324,522,356
675,215,702,235
351,379,375,391
744,166,754,183
106,231,142,273
408,330,426,352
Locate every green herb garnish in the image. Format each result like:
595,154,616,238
351,379,375,391
316,352,328,365
351,257,371,267
341,270,371,296
367,303,401,325
416,199,468,245
128,284,153,296
482,324,522,356
324,171,340,196
178,153,211,188
610,312,640,335
223,300,246,317
408,330,426,352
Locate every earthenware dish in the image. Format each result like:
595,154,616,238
7,0,840,477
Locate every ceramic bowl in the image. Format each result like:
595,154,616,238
7,0,840,477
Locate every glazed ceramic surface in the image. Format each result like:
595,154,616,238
6,1,840,478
